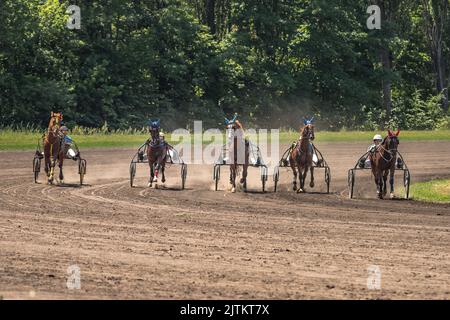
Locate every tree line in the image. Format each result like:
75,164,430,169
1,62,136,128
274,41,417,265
0,0,449,130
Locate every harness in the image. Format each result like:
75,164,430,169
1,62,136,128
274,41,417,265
374,143,397,163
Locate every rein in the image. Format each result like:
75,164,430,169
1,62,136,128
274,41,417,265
375,141,397,163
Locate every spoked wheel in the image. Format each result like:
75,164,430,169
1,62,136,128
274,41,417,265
130,162,137,187
261,166,268,193
78,159,87,186
33,157,41,183
404,170,411,199
348,169,355,199
213,165,220,191
325,167,331,194
181,164,187,190
273,166,280,192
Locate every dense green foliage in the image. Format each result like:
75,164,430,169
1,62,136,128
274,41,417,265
0,0,449,130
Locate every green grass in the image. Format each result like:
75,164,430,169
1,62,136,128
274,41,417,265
410,179,450,203
1,129,450,151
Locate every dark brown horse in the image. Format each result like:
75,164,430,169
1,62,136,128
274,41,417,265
290,118,315,193
146,119,167,189
369,129,400,199
43,112,65,184
225,114,249,193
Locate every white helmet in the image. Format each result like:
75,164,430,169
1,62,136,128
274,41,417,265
373,134,382,141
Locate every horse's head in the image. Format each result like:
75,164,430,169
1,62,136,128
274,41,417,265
385,129,400,151
148,119,161,139
48,112,63,131
301,117,315,141
225,113,244,140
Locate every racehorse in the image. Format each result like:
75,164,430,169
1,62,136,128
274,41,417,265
44,112,65,184
369,129,400,199
289,117,315,193
146,119,167,189
225,114,249,193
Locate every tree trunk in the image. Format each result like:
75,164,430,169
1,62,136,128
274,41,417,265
205,0,216,34
423,0,449,112
381,48,392,121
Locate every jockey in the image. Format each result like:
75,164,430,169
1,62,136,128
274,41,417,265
359,134,383,168
368,134,383,153
60,126,78,160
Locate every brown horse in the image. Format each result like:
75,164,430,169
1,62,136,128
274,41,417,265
369,129,400,199
225,114,249,193
290,118,315,193
146,119,167,189
43,112,65,184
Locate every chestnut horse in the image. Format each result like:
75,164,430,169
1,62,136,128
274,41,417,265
146,119,167,189
44,112,65,184
290,118,315,193
369,129,400,199
225,114,249,193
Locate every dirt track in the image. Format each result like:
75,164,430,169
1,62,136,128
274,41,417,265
1,141,449,299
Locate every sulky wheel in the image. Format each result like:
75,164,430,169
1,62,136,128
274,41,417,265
325,167,331,194
33,157,41,183
181,164,187,190
261,167,268,193
404,170,411,200
130,162,137,188
213,165,220,191
348,169,355,199
273,166,280,192
79,159,87,186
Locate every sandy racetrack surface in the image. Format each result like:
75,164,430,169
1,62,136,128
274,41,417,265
1,141,449,299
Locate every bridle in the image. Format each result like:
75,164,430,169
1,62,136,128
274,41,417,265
376,136,398,162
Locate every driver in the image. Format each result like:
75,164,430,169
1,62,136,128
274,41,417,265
60,126,78,160
359,134,383,168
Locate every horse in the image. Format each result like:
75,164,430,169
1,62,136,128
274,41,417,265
369,129,400,199
146,119,167,189
225,114,249,193
43,112,65,185
289,117,315,193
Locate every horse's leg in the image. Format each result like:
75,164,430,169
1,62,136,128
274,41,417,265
148,161,154,187
372,168,381,198
290,156,298,191
49,147,56,184
377,172,384,199
239,146,249,185
296,164,304,193
59,153,64,185
230,165,236,193
44,146,50,178
309,165,315,188
153,163,159,183
161,164,166,184
382,170,388,197
389,166,395,199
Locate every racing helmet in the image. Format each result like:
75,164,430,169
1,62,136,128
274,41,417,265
373,134,382,142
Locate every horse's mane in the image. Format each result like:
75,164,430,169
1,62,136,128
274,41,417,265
300,125,310,137
235,120,244,130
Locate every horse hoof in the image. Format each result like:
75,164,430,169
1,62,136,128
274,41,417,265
310,182,315,188
293,186,297,191
297,188,304,193
154,184,158,189
390,193,395,199
147,182,152,188
231,187,236,193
